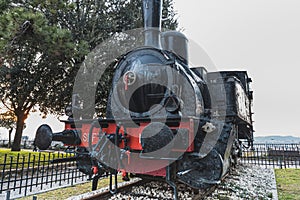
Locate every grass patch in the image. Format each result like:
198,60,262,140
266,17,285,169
275,168,300,200
0,148,72,170
19,176,124,200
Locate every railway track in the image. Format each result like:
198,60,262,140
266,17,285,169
79,167,234,200
81,178,220,200
81,179,147,200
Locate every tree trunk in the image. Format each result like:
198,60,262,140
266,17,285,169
8,128,13,148
11,111,26,151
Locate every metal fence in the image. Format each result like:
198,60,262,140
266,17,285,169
0,151,90,199
241,143,300,168
1,143,299,198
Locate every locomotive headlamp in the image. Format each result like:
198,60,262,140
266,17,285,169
164,96,180,113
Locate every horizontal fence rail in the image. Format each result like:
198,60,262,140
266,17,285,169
241,143,300,168
0,151,91,199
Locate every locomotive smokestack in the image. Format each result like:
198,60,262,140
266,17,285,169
143,0,162,48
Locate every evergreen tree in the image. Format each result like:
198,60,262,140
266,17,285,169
0,0,178,150
0,7,80,151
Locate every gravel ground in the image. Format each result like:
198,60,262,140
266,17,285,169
207,163,278,200
70,163,278,200
109,164,278,199
111,163,278,199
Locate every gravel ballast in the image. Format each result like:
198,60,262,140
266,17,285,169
68,163,278,200
207,163,278,200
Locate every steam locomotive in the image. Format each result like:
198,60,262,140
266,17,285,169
34,0,254,199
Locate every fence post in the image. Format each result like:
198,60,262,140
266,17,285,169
6,191,10,200
1,154,8,193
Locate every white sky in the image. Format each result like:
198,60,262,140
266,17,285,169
174,0,300,137
1,0,300,140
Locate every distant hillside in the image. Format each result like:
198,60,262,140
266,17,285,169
254,136,300,144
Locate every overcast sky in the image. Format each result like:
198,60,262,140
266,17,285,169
174,0,300,137
1,0,300,139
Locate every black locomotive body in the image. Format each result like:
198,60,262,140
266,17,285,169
208,71,253,142
34,0,254,199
